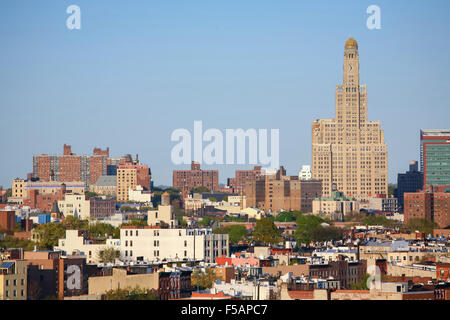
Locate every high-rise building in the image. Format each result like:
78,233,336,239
312,38,388,198
173,161,219,198
117,163,151,202
228,166,262,193
420,129,450,187
395,161,424,213
32,145,108,186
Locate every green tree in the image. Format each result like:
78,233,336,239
252,217,283,245
208,197,218,202
344,211,365,223
361,215,397,228
88,222,118,239
198,217,213,226
98,247,120,264
294,214,324,244
191,186,210,194
213,225,248,244
85,191,99,198
406,218,438,235
191,269,219,290
62,215,89,230
388,184,396,196
0,235,35,251
33,223,66,250
121,219,147,228
310,226,343,242
275,211,302,222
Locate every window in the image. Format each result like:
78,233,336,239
125,230,128,236
130,230,133,236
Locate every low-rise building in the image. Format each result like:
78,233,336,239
0,260,27,300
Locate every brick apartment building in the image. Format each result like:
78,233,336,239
32,144,108,186
0,211,15,233
173,161,219,198
228,166,262,194
245,166,322,214
404,185,450,228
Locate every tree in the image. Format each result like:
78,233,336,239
294,214,324,244
350,274,371,290
275,211,302,222
198,217,213,226
103,287,159,300
85,191,99,198
0,235,35,251
121,219,147,228
191,186,210,194
208,197,218,202
213,225,248,244
252,217,283,245
98,247,120,264
388,184,396,196
310,226,343,242
191,269,219,290
88,222,118,239
62,215,89,230
33,223,66,250
344,211,364,223
406,218,438,235
361,215,397,228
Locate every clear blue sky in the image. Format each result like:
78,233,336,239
1,0,449,188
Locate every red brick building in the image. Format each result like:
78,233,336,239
404,185,450,228
173,161,219,198
0,210,16,233
437,263,450,282
32,145,108,186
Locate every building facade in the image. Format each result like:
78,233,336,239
173,161,219,198
396,161,424,213
120,227,229,264
420,129,450,187
312,38,388,198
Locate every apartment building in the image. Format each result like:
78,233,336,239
120,227,229,264
173,161,219,198
0,260,27,300
58,193,116,220
117,163,151,202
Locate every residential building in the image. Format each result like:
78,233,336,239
128,185,152,203
147,192,177,228
312,38,388,198
117,163,151,202
0,211,15,233
245,167,322,214
120,227,229,264
173,161,219,198
54,230,120,264
228,166,262,194
312,191,359,219
32,144,108,186
404,186,450,228
0,260,27,300
58,193,115,220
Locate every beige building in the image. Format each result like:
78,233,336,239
12,178,86,200
312,191,359,219
58,193,91,220
0,260,27,300
312,38,388,198
88,268,159,296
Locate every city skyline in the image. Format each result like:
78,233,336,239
1,1,450,188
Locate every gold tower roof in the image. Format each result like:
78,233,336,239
345,38,358,49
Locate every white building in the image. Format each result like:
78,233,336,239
128,185,152,204
54,230,121,264
212,279,276,300
147,204,178,228
299,165,312,180
120,227,229,264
